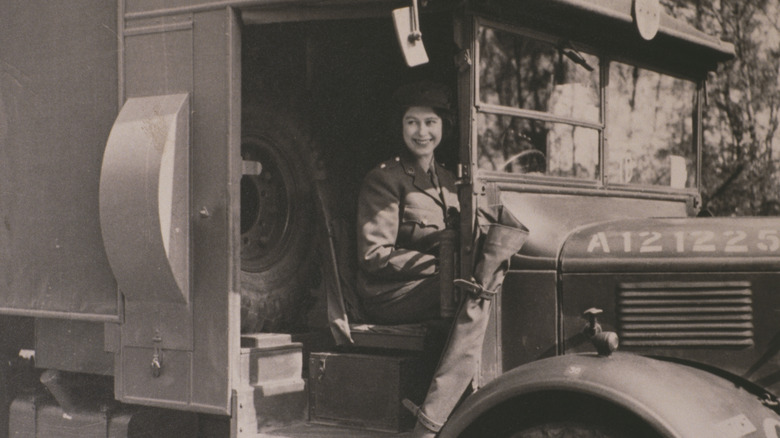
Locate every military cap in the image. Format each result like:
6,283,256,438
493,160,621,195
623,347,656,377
392,80,452,111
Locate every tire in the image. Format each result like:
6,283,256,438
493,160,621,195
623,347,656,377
240,104,319,333
459,392,661,438
508,421,638,438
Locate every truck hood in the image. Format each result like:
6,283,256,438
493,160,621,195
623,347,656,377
559,217,780,273
557,217,780,395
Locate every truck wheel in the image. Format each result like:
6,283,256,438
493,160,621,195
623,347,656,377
240,104,319,333
509,421,641,437
460,392,660,438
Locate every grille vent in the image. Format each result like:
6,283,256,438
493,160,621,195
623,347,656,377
617,281,753,348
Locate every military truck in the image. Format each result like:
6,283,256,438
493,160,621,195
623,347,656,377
2,0,780,436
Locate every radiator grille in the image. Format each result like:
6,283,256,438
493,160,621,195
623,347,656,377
617,281,753,348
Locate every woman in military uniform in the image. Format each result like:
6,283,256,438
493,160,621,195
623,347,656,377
356,81,528,438
356,81,459,325
356,81,459,438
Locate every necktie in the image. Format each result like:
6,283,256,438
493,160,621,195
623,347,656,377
428,166,448,213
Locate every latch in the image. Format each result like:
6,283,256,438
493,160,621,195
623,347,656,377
455,163,469,186
151,332,163,378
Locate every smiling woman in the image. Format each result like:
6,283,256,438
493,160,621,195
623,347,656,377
402,106,444,169
355,81,461,438
355,81,459,324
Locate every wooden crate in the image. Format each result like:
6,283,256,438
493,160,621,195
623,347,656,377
308,352,428,433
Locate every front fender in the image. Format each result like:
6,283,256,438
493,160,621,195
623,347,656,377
440,353,780,438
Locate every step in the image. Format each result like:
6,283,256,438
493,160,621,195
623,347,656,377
235,383,307,436
241,333,293,349
257,422,411,437
240,335,304,388
308,352,428,433
236,334,308,437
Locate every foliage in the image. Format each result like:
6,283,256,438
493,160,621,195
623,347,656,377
664,0,780,216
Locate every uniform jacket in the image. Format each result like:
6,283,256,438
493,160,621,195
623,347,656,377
356,152,459,304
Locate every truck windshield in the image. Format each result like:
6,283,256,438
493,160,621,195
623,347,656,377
476,22,699,189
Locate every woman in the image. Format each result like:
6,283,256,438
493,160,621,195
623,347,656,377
356,81,528,438
356,80,459,325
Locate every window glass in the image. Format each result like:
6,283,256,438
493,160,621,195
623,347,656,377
477,25,600,180
477,114,599,179
478,26,600,123
475,23,699,188
606,64,697,188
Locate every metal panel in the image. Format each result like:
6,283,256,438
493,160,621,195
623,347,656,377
121,347,192,404
617,281,754,348
124,19,193,98
0,1,118,319
441,353,780,438
101,92,198,410
561,271,780,394
126,0,212,15
560,217,780,273
188,8,242,414
35,319,114,376
100,94,191,309
500,271,557,371
113,2,240,413
499,191,688,261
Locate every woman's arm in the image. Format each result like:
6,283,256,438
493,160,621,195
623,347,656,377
357,168,437,280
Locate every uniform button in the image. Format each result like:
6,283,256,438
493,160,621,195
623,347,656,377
380,163,386,169
395,156,400,161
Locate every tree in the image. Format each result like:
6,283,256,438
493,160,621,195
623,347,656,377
665,0,780,216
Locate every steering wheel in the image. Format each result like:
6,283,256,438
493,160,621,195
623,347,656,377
501,149,546,173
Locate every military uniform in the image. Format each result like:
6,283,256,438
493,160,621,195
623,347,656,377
356,81,513,438
356,151,459,324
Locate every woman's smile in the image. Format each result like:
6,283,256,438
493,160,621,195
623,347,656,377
402,106,443,168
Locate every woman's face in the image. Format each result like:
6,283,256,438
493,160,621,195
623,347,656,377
402,106,443,163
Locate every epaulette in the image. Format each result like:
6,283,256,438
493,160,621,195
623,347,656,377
378,156,402,170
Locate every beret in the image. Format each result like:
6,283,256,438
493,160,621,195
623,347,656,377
392,80,452,111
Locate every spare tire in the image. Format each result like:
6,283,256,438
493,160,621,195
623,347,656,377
240,104,318,333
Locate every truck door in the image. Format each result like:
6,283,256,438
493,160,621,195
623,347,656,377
99,5,242,414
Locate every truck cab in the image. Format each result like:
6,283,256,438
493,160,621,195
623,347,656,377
2,0,780,437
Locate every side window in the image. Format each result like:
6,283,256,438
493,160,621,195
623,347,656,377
606,64,697,188
474,21,701,190
476,25,601,179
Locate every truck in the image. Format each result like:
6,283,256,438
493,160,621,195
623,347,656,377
2,0,780,436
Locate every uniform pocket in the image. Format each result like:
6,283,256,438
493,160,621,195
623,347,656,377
398,207,443,251
401,207,442,229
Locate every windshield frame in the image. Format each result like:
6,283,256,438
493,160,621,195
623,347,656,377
470,16,704,195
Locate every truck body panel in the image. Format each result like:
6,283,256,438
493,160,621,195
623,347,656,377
0,1,119,320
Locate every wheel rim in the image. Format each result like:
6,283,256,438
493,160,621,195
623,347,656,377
240,137,297,273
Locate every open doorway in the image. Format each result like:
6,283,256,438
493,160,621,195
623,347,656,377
238,14,458,336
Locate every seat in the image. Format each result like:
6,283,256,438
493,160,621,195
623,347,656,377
318,192,459,351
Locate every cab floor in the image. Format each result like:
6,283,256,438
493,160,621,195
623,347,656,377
257,422,411,437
